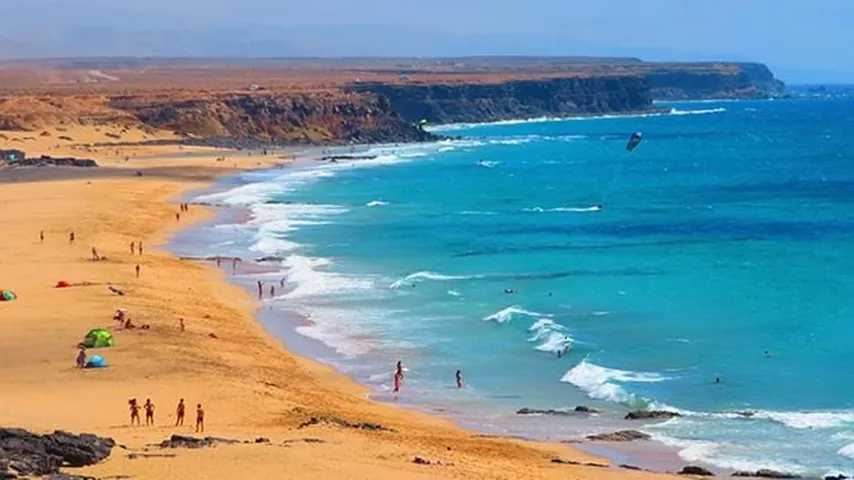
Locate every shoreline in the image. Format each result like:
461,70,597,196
165,147,691,474
0,129,676,479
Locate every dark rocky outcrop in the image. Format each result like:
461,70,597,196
297,415,394,432
645,63,785,100
586,430,650,442
679,465,715,476
111,92,435,146
733,469,801,479
516,408,573,416
624,410,682,420
352,76,654,124
0,428,114,478
573,405,601,414
8,156,98,168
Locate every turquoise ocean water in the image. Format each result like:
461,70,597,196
175,98,854,476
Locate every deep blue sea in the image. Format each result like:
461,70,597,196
176,99,854,476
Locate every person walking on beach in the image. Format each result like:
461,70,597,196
40,230,44,244
280,277,286,288
232,257,240,274
269,285,275,298
175,212,181,222
138,241,143,255
91,247,100,261
179,318,186,332
69,232,75,245
144,399,155,426
195,404,205,433
257,281,263,299
76,346,87,368
130,241,135,255
456,369,464,389
129,399,141,426
135,264,141,278
216,257,221,267
175,399,186,426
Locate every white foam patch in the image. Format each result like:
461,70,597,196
366,200,389,207
523,205,601,213
650,431,806,474
390,271,481,289
750,410,854,430
527,318,572,353
428,108,726,132
247,203,348,256
483,305,548,324
281,255,375,299
838,443,854,459
561,359,669,404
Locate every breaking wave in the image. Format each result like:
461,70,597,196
483,305,548,324
561,359,670,405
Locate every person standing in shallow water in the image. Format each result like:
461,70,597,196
456,370,464,389
175,399,185,426
257,281,263,299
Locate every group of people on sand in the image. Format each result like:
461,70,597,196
392,360,465,396
128,398,205,432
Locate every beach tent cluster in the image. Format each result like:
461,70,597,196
81,328,113,368
1,290,16,301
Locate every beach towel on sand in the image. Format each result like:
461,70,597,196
0,290,16,301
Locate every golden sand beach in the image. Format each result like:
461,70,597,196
0,127,675,479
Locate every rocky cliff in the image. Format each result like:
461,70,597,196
350,76,653,124
642,62,785,100
108,91,434,145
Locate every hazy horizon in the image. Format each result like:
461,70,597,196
2,0,852,83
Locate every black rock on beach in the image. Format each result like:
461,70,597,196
0,427,114,478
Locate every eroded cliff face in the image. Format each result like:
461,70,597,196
644,63,785,100
108,91,434,145
351,76,653,124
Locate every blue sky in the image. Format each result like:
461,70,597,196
1,0,852,82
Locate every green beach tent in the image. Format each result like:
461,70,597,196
83,328,114,348
0,290,16,301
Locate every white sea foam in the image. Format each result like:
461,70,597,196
366,200,389,207
749,410,854,430
483,305,548,324
428,108,726,132
838,443,854,459
281,255,374,299
447,289,462,297
247,203,348,256
561,359,669,404
457,210,497,216
390,271,480,289
523,205,601,213
477,160,501,168
526,318,572,353
649,432,803,473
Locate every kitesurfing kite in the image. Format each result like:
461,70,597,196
626,131,643,151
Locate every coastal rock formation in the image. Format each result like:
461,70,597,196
0,428,114,478
645,63,785,100
515,408,573,416
351,76,653,124
586,430,650,442
624,410,682,420
679,465,716,476
109,92,434,146
733,469,802,479
8,156,98,168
